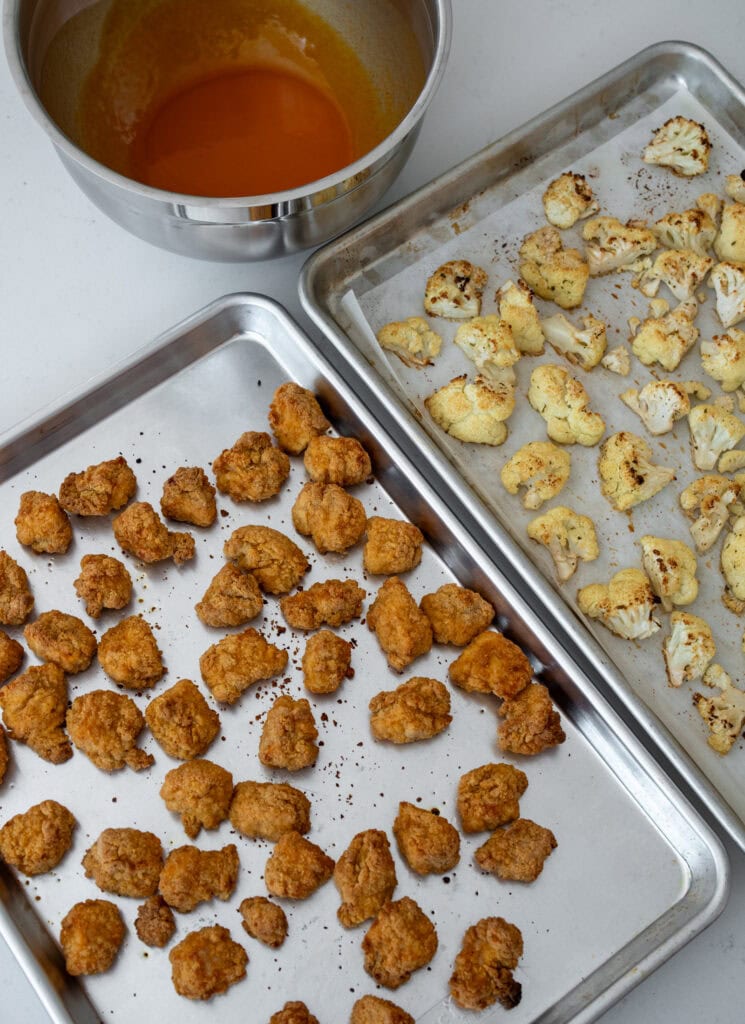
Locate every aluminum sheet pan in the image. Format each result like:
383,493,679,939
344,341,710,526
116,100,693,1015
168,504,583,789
300,41,745,854
0,294,727,1024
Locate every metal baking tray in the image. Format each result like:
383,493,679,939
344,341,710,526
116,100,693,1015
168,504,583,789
300,41,745,854
0,294,728,1024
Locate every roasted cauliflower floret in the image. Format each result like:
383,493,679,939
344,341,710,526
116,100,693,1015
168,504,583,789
527,506,599,582
496,279,545,355
542,172,599,229
697,192,724,224
376,317,442,368
581,216,657,276
642,116,711,177
680,475,741,553
639,535,698,611
688,402,745,471
598,432,675,511
701,329,745,392
601,345,631,376
714,203,745,263
653,208,717,255
528,364,605,446
721,516,745,613
541,312,607,370
663,611,716,688
518,226,589,309
500,440,571,510
708,261,745,329
620,379,710,436
424,260,488,319
635,248,713,301
693,664,745,754
425,374,515,446
725,173,745,203
454,316,520,385
629,299,699,372
577,567,660,640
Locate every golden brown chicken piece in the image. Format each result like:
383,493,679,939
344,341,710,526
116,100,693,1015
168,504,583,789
212,431,290,502
362,896,438,989
113,501,195,565
268,382,331,455
449,631,532,699
238,896,288,948
0,550,34,625
98,614,165,690
265,831,334,900
159,844,240,913
303,435,372,486
369,677,451,744
420,584,495,646
82,828,163,898
144,678,220,760
0,662,71,764
169,925,247,1000
302,630,353,694
393,802,460,875
195,563,263,628
292,482,367,554
0,725,8,786
449,916,523,1011
73,553,132,618
457,763,529,833
0,630,24,683
367,577,433,672
259,695,318,771
135,895,176,948
200,628,287,705
60,900,125,976
160,466,216,527
280,579,365,630
24,610,96,674
363,518,424,576
15,491,72,554
498,682,566,755
334,829,397,928
59,457,137,516
475,818,558,882
223,524,309,595
350,995,415,1024
67,689,153,772
160,759,234,839
0,799,76,875
269,1002,319,1024
229,781,311,841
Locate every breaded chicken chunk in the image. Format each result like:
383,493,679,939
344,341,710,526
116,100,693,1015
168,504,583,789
169,925,247,1000
367,577,433,672
0,663,71,764
160,844,239,912
269,382,331,455
67,689,153,771
449,631,532,698
269,1002,319,1024
259,695,318,771
238,896,288,948
475,818,557,882
82,828,163,897
160,759,234,838
280,578,365,630
265,831,335,899
369,677,451,744
60,900,125,976
498,682,566,755
334,829,397,928
229,781,311,841
145,678,220,760
0,725,8,786
213,431,290,502
362,896,438,989
15,491,72,554
224,524,309,595
457,763,528,833
303,435,372,486
363,517,424,576
135,895,176,948
0,550,34,625
0,630,24,683
420,584,495,646
113,501,195,565
195,563,263,628
98,614,165,690
351,995,415,1024
200,628,287,705
59,457,137,516
393,802,460,875
73,553,132,618
0,799,75,875
292,482,367,554
449,916,523,1011
302,630,352,694
160,466,216,527
24,610,96,674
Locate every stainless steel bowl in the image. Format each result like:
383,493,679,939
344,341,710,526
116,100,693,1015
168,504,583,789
5,0,451,261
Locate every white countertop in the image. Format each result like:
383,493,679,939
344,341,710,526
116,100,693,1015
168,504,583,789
2,2,745,1022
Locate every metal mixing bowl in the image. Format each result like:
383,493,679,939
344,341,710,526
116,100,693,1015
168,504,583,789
5,0,451,261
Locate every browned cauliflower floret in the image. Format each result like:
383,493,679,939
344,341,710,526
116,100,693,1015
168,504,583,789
424,259,488,319
621,379,710,436
160,466,216,527
582,216,657,276
500,440,571,510
73,553,132,618
376,317,442,368
527,506,599,582
654,208,717,254
528,364,605,446
578,567,660,639
425,374,515,446
496,278,545,355
303,435,372,486
59,456,137,516
635,248,713,301
160,759,234,839
15,491,72,554
542,171,598,229
680,474,742,553
701,329,745,394
640,535,698,611
708,261,745,329
598,431,675,511
454,316,520,386
268,382,330,455
542,312,607,370
449,916,523,1011
0,550,34,626
693,664,745,754
688,402,745,470
714,202,745,263
292,481,367,554
113,501,195,565
212,431,290,502
258,695,319,771
518,226,589,308
663,611,716,688
601,345,631,376
630,298,699,372
642,116,711,177
721,516,745,612
725,174,745,204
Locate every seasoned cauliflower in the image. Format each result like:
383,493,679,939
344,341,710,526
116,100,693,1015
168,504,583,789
720,451,745,473
601,345,631,376
701,329,745,392
687,402,745,471
679,475,741,553
663,611,716,688
721,516,745,612
653,209,717,255
620,379,710,435
424,260,488,319
693,664,745,754
725,174,745,204
635,248,713,301
496,279,545,355
582,216,657,276
541,312,607,370
630,299,699,372
528,364,605,446
577,567,660,640
697,192,724,225
500,441,571,510
376,317,442,368
714,203,745,263
642,116,711,177
453,316,520,385
425,375,514,446
598,432,675,511
518,226,589,309
639,535,698,611
542,172,599,229
708,261,745,329
527,506,599,582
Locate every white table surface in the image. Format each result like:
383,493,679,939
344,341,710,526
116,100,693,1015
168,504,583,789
2,2,745,1022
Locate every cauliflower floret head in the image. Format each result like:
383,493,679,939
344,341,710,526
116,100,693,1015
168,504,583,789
601,345,631,376
620,379,710,436
577,567,660,640
687,402,745,471
696,192,724,225
527,505,599,582
653,209,717,255
500,440,571,510
663,611,716,688
635,248,713,301
541,312,607,371
725,174,745,204
424,259,488,319
708,261,745,329
630,299,699,372
425,374,514,446
496,279,545,355
700,328,745,392
542,172,599,229
639,534,698,612
598,431,675,512
581,216,657,276
642,116,711,177
518,226,589,309
679,474,741,553
528,364,605,447
714,203,745,263
693,664,745,754
453,315,519,386
376,317,442,368
721,516,745,613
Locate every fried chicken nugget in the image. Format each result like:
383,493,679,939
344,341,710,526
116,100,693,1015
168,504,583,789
420,584,495,646
200,628,287,705
195,563,263,627
303,435,371,485
160,759,234,838
449,631,532,698
0,799,75,875
292,482,367,554
0,550,34,625
73,553,132,618
269,1002,319,1024
145,678,220,760
98,614,165,690
457,763,528,834
280,579,365,630
0,663,71,764
369,677,451,744
60,899,125,976
350,995,415,1024
224,524,309,595
475,818,557,882
161,466,216,527
265,831,335,900
42,717,114,817
302,630,352,694
449,917,523,1011
0,630,24,683
238,896,288,948
0,725,8,786
498,682,566,755
212,431,290,502
82,828,163,898
229,781,311,841
160,844,239,913
59,457,137,516
15,491,72,554
135,895,176,948
361,896,438,989
169,925,247,1000
367,577,433,672
393,802,460,875
334,829,397,928
269,382,331,455
363,518,424,576
259,695,318,771
24,610,96,674
113,501,195,565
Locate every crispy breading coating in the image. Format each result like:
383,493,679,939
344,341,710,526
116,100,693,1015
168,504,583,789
98,614,165,690
169,925,247,1000
60,899,125,976
200,628,287,705
73,553,132,618
292,481,367,554
369,677,451,744
67,689,153,771
160,759,234,838
24,610,96,674
334,829,397,928
0,662,71,764
0,799,75,875
303,435,372,485
224,524,309,595
449,631,532,699
363,517,424,576
59,457,137,516
238,896,288,948
268,382,331,455
350,995,415,1024
159,843,239,913
361,896,438,989
280,578,365,630
367,577,433,672
135,895,176,948
160,466,216,527
82,827,163,897
457,763,528,833
259,695,319,771
0,725,8,786
449,916,523,1011
269,1002,319,1024
144,678,220,760
475,818,557,882
15,491,72,554
302,630,352,694
229,781,311,841
0,550,34,625
264,831,334,899
195,563,263,627
0,630,24,683
113,501,195,565
213,431,290,502
420,584,494,646
498,682,566,755
393,802,460,875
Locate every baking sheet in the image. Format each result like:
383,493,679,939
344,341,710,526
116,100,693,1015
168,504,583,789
0,295,727,1024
